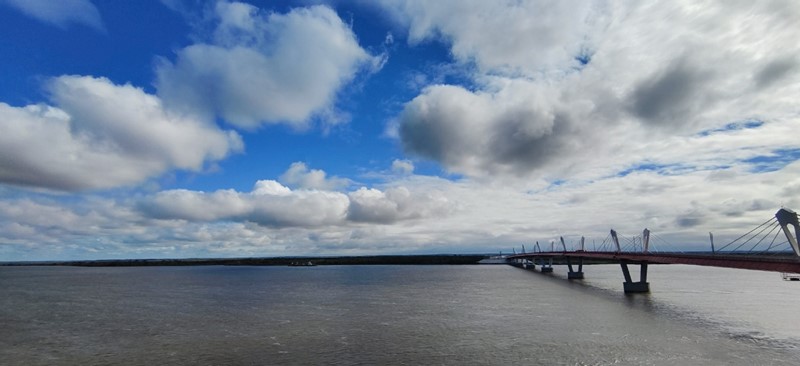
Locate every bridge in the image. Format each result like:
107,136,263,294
506,208,800,293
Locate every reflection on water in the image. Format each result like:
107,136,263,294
1,265,799,365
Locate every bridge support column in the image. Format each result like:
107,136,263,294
567,257,584,279
523,259,535,270
620,260,649,293
540,258,553,273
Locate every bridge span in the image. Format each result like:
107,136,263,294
506,208,800,293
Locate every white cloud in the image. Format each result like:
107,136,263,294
378,0,601,74
391,159,414,175
252,179,292,196
2,0,104,30
140,182,352,228
0,75,243,191
387,1,800,182
279,162,350,190
398,81,570,178
156,2,378,129
139,178,453,227
0,196,155,258
346,187,399,223
347,186,451,223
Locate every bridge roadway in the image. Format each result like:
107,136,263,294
505,208,800,293
506,251,800,273
506,250,800,293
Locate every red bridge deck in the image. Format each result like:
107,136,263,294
507,251,800,273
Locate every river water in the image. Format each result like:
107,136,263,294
1,264,799,365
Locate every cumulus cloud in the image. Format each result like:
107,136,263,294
391,159,414,175
399,80,585,177
2,0,104,30
347,186,450,223
156,2,378,129
378,0,599,74
279,162,350,190
0,75,242,191
139,178,452,227
387,1,800,181
141,183,350,227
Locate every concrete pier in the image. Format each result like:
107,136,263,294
621,260,649,293
567,271,584,279
623,281,650,293
539,257,554,273
567,257,584,280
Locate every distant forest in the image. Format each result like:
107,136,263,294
2,255,490,267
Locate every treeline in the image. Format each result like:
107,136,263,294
3,255,489,267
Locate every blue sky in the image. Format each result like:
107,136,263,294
1,0,800,261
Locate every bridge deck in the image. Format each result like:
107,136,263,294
507,251,800,273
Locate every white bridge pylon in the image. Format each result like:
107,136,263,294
610,228,651,253
775,208,800,257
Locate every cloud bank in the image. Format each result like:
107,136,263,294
139,178,452,227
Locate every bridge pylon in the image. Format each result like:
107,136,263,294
775,208,800,257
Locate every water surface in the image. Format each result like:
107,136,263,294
1,264,799,365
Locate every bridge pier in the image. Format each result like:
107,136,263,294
540,257,554,273
567,257,584,279
620,260,649,293
522,259,535,270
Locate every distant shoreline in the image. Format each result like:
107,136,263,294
0,254,494,267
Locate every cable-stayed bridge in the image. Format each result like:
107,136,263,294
506,208,800,293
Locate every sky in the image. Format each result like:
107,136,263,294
1,0,799,261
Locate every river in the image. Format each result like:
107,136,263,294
1,264,799,365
